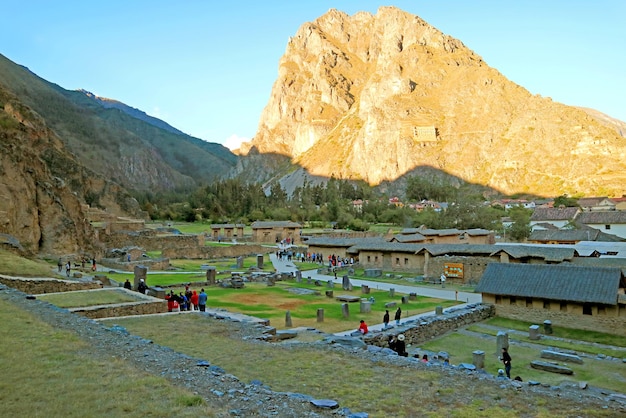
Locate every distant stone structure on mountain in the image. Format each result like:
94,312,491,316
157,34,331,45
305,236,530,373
237,6,626,197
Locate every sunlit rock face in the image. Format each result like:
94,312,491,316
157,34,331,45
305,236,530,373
239,6,626,196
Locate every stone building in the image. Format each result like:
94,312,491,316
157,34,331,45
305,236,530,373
530,207,580,230
210,224,245,241
251,221,302,244
476,263,626,336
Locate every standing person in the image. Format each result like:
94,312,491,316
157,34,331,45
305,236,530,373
383,310,390,329
190,290,199,311
440,273,446,288
91,258,97,271
500,347,512,379
198,288,207,312
65,261,71,277
395,307,402,325
57,258,63,273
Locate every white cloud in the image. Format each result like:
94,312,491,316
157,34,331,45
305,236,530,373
223,134,249,151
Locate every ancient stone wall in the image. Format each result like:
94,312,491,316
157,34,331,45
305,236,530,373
99,231,204,251
365,303,495,347
493,303,626,337
100,258,171,272
70,300,167,319
0,276,102,294
425,256,496,284
162,244,272,260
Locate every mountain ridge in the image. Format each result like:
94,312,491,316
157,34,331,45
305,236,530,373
0,53,237,193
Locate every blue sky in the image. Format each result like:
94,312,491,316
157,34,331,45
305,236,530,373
1,1,624,149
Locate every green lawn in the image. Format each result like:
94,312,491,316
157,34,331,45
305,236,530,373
420,331,626,394
0,299,221,417
37,289,143,308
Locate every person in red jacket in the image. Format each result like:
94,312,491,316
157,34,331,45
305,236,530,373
358,319,369,335
190,290,199,311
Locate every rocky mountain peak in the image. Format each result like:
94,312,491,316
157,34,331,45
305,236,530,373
239,7,625,197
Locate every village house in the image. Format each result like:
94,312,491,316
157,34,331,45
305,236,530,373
528,227,624,245
250,221,302,244
575,211,626,240
476,263,626,336
577,197,616,212
530,207,580,230
492,199,537,210
610,196,626,211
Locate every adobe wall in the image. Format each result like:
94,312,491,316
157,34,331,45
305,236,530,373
0,276,102,294
162,244,272,260
365,304,495,347
491,302,626,337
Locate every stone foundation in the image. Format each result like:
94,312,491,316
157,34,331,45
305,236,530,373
0,275,102,294
70,299,168,319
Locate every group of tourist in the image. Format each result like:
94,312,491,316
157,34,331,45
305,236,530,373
57,257,97,277
165,287,207,312
382,307,402,328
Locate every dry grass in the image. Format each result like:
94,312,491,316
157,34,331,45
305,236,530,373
0,249,57,277
110,314,618,418
0,300,226,417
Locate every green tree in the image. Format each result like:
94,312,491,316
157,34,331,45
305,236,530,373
553,194,579,208
508,207,532,241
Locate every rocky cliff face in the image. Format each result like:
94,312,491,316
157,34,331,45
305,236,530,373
0,85,138,256
239,7,626,196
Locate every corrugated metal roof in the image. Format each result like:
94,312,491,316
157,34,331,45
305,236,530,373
476,263,621,305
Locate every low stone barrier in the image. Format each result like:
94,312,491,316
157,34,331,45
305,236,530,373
364,303,495,346
0,275,102,294
70,299,168,319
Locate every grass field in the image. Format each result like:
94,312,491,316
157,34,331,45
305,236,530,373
109,313,619,417
0,299,222,417
37,288,144,308
420,330,626,394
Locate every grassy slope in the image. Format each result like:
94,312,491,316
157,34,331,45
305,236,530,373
0,299,222,417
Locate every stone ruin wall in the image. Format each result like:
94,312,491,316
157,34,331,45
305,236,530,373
99,230,204,251
100,258,171,272
70,299,168,319
162,244,272,260
0,275,102,294
365,303,495,347
425,256,496,285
